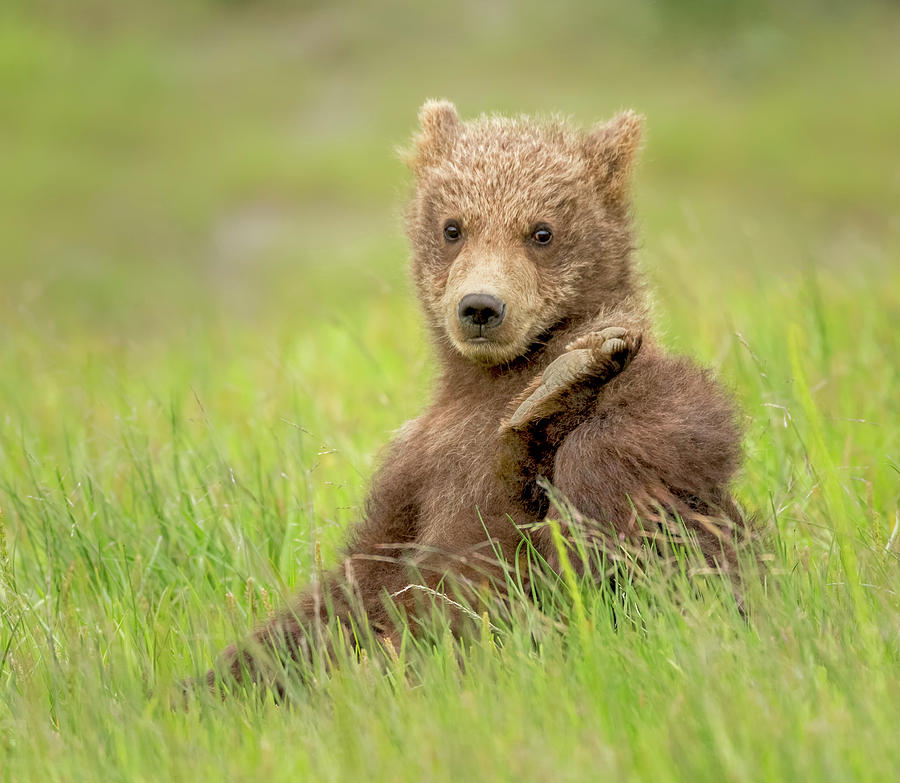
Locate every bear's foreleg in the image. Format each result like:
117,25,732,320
541,351,744,574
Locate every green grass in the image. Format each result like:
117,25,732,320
1,1,899,780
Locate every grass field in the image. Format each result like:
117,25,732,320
1,1,899,780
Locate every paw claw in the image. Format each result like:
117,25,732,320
600,337,627,356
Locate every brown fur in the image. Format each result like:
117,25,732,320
204,101,745,692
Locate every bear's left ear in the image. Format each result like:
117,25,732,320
401,99,460,172
582,110,644,202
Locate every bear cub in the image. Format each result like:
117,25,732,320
205,101,745,691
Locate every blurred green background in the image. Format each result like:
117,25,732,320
1,2,900,779
3,0,898,333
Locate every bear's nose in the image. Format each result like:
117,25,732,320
458,293,506,329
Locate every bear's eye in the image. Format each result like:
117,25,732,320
531,225,553,245
443,221,462,242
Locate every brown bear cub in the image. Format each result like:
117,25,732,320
205,101,745,691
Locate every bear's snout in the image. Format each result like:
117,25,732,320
439,249,543,362
457,293,506,336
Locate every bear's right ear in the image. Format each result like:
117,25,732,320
582,110,644,203
402,99,460,171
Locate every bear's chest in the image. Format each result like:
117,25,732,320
412,391,540,545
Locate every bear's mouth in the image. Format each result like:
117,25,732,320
455,330,527,364
447,310,539,365
462,322,500,344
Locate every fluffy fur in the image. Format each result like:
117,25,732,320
204,101,746,692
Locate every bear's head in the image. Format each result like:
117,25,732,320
405,100,643,366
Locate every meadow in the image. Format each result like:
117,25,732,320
1,1,899,780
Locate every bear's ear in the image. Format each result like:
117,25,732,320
403,99,460,171
582,110,644,202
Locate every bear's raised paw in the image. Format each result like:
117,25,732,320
500,326,642,433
